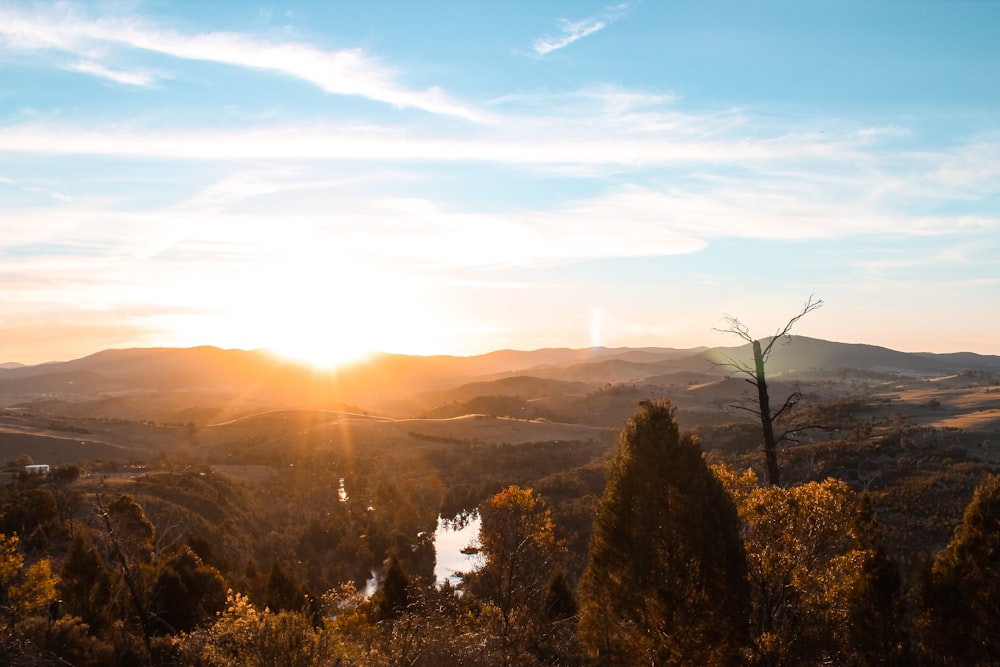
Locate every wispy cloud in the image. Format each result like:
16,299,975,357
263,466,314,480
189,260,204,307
64,60,157,87
533,3,633,55
0,175,71,202
5,165,995,280
0,4,483,120
3,104,998,260
534,18,607,55
0,118,855,166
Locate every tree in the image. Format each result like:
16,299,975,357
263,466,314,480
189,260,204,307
915,473,1000,665
264,560,309,613
152,546,228,633
177,590,336,667
716,295,823,486
374,552,410,621
59,531,116,636
0,532,60,659
104,494,156,566
466,485,563,665
716,467,906,666
841,493,909,665
1,487,63,551
578,399,749,666
97,493,159,657
543,570,576,622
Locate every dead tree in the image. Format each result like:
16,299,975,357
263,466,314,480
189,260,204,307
715,295,823,486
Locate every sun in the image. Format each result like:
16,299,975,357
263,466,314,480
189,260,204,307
266,325,378,369
228,255,446,369
251,285,393,370
162,248,447,369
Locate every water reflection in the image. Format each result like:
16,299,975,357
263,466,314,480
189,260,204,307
434,511,481,587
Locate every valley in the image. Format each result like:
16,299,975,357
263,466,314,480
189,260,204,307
2,336,999,665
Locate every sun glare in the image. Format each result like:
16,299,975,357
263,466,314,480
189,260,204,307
268,329,377,370
227,253,449,369
153,247,452,369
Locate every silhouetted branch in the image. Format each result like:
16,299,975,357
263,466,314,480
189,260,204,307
771,391,802,423
759,294,824,362
714,295,824,486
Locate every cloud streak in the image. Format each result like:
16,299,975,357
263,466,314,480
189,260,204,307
533,3,633,55
4,168,995,281
64,60,157,87
534,18,607,55
0,4,482,120
0,119,857,166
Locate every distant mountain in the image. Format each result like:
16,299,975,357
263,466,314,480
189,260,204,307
1,338,997,421
0,362,25,369
913,350,1000,371
696,336,1000,375
0,346,309,391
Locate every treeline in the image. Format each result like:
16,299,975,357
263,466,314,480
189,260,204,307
575,400,999,665
2,399,999,665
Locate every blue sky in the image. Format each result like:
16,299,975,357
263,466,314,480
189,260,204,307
1,1,998,365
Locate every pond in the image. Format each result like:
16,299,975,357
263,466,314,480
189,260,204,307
341,471,481,592
433,511,481,587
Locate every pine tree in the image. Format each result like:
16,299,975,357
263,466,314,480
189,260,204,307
59,532,116,636
375,552,410,621
915,473,1000,665
841,493,908,665
543,570,577,622
578,399,749,666
264,560,309,613
152,546,227,633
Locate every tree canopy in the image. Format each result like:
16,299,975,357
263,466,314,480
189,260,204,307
578,399,749,665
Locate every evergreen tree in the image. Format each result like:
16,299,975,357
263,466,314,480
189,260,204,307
152,546,227,633
578,399,749,666
915,473,1000,665
543,570,577,622
264,560,309,613
59,531,116,636
375,552,410,621
105,494,156,565
1,487,62,551
841,493,908,665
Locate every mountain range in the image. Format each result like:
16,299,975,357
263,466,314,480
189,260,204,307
0,336,996,426
2,336,998,398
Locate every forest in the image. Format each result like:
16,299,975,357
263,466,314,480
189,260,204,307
1,339,999,665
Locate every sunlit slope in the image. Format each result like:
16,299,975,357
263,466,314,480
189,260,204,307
0,338,997,426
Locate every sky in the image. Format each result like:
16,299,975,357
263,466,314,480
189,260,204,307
1,1,999,366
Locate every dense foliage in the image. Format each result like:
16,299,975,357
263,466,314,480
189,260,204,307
1,393,998,665
578,399,748,665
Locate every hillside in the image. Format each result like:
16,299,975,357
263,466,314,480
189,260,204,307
2,337,999,666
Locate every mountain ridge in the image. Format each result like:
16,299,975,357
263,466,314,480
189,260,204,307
3,337,998,388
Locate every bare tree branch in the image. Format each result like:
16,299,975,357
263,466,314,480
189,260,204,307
771,391,802,424
154,519,185,559
729,403,763,418
714,295,824,486
711,353,758,383
775,422,842,447
760,294,823,362
714,315,753,344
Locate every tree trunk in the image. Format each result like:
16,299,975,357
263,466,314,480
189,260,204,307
753,340,780,487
